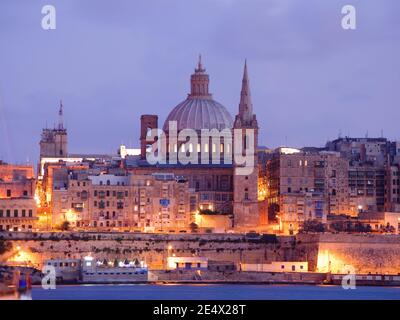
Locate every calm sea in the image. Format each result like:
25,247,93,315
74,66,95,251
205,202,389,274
23,284,400,300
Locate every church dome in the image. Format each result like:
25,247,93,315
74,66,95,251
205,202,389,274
163,57,233,132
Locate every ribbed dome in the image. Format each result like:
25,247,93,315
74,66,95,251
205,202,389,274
163,56,233,132
163,97,233,132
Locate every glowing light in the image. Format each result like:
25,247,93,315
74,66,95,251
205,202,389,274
280,147,300,155
316,249,348,274
65,209,77,223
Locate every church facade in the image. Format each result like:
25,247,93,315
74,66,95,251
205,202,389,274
127,57,261,230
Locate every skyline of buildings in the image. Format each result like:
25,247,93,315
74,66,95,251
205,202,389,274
0,57,399,235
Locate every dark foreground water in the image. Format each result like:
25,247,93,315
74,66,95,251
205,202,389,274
27,284,400,300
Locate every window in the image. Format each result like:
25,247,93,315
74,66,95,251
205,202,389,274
29,210,33,217
22,210,26,217
0,210,2,217
6,210,10,217
23,190,28,196
6,190,11,197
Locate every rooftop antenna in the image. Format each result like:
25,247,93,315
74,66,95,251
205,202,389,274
58,100,64,130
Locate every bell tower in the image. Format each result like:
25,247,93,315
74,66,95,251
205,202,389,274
39,101,68,159
233,61,260,229
140,114,158,160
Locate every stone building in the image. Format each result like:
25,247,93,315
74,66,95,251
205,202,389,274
39,101,68,159
51,168,194,231
385,163,400,212
266,148,351,233
0,163,37,231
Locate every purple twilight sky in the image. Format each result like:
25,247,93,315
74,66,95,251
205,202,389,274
0,0,399,164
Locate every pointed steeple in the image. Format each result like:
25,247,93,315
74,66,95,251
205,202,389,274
58,100,64,130
235,60,256,127
189,54,211,98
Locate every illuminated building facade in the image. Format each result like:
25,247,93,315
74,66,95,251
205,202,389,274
0,163,37,231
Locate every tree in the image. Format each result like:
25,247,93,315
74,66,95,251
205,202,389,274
113,258,119,267
189,222,199,233
60,221,70,231
0,240,12,255
300,220,326,233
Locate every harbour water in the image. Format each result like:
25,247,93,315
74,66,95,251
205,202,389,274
24,284,400,300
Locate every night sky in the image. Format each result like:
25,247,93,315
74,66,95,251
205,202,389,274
0,0,399,164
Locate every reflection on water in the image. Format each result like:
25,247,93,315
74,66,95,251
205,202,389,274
0,290,32,300
27,284,400,300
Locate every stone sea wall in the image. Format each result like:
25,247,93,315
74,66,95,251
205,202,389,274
0,232,300,269
1,232,399,274
296,234,400,274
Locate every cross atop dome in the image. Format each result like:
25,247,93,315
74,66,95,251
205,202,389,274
195,54,205,73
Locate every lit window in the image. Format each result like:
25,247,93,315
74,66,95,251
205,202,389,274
212,144,216,153
189,144,193,153
204,143,209,153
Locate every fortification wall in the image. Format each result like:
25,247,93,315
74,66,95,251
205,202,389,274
2,232,399,274
0,232,299,269
296,234,400,274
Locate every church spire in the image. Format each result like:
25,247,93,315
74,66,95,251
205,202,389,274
239,59,253,122
58,100,64,130
189,55,211,98
234,60,257,128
